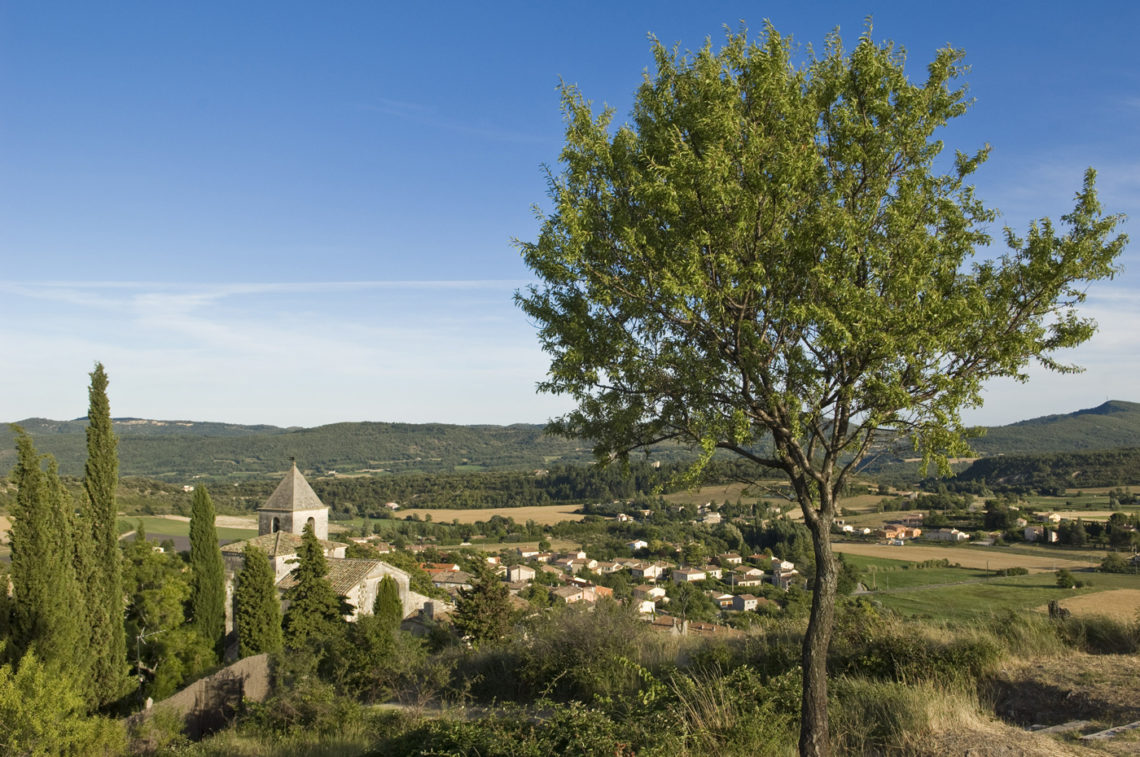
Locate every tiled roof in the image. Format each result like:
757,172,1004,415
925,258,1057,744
277,558,385,595
221,531,346,558
261,463,325,512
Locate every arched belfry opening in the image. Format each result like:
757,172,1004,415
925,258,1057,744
272,517,280,533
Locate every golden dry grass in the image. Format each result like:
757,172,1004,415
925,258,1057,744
0,514,10,545
831,542,1092,571
1040,589,1140,622
394,504,585,525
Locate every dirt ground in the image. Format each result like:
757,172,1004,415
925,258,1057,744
1040,589,1140,623
831,542,1093,571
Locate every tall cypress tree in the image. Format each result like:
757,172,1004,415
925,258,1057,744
7,429,85,674
188,486,225,657
234,544,283,658
281,523,345,648
81,363,130,705
374,575,402,632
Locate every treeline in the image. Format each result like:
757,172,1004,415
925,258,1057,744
196,459,780,516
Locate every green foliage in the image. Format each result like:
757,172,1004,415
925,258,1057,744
234,544,284,658
374,575,402,632
188,485,225,656
517,22,1123,752
81,363,131,706
956,444,1140,489
282,524,347,649
0,651,126,756
518,601,649,703
6,429,86,677
243,651,367,739
122,525,215,700
1099,551,1138,574
1055,568,1077,589
452,565,513,648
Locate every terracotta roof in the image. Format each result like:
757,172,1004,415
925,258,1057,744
221,531,346,558
277,558,386,595
261,463,325,512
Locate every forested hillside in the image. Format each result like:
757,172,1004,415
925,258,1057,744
3,400,1139,485
950,446,1140,491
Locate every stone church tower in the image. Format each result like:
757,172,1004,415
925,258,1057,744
256,461,329,540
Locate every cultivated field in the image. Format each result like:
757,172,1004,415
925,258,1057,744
393,504,585,525
832,542,1092,572
1043,589,1140,623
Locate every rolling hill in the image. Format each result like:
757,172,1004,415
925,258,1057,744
2,400,1138,484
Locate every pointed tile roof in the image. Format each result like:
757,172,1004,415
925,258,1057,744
261,462,325,512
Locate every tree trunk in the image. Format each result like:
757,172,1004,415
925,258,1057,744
799,514,839,757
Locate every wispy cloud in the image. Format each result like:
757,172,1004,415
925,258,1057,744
0,278,568,426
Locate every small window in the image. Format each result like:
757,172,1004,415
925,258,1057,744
307,516,315,532
271,517,280,533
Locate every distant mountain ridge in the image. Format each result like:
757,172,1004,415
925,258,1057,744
3,400,1139,483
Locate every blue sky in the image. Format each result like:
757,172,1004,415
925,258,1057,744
1,1,1136,428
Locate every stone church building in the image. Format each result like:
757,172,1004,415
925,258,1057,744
221,463,437,644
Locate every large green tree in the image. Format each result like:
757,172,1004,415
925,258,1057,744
81,362,131,706
6,429,86,676
122,524,214,701
452,564,512,647
187,486,225,656
281,523,346,648
234,544,283,657
516,26,1125,756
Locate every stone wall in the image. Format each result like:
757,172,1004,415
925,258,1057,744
128,653,272,739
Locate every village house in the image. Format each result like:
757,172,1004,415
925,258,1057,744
717,552,743,565
633,584,667,602
630,562,668,582
1024,526,1059,543
506,564,536,583
627,539,649,552
672,568,707,584
731,594,760,612
926,528,970,542
729,567,765,587
701,564,724,580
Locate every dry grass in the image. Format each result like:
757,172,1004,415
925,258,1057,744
1039,589,1140,623
831,542,1092,571
0,514,10,545
393,504,585,525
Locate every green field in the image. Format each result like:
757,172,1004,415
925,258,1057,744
117,516,257,542
871,572,1140,620
842,553,994,590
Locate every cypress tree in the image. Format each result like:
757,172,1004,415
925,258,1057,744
188,486,225,657
81,363,130,705
374,575,402,632
281,523,345,648
234,544,283,658
7,429,85,674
